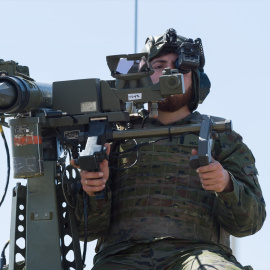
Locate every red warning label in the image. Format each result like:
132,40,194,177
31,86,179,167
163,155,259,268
14,135,42,146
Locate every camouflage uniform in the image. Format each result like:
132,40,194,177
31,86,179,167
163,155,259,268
75,112,266,269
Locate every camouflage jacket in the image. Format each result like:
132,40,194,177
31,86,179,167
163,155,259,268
75,111,266,254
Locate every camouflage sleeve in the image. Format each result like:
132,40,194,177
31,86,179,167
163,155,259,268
213,131,266,237
74,184,111,241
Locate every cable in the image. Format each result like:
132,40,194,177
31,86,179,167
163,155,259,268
82,191,88,268
0,240,9,270
110,131,198,171
0,125,10,207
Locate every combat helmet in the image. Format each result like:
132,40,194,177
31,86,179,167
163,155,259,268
142,28,211,112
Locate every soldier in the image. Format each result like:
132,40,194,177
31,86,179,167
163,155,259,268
74,28,266,269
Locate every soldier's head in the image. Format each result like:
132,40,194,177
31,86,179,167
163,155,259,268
142,28,211,112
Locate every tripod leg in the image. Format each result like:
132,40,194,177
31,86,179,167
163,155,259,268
9,183,26,270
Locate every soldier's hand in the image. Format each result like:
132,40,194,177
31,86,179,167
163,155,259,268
71,143,111,196
191,149,233,193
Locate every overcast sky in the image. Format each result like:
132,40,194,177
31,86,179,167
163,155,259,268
1,0,269,269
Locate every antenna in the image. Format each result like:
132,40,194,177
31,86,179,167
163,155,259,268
134,0,138,53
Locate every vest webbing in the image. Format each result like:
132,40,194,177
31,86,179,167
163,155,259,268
104,114,230,249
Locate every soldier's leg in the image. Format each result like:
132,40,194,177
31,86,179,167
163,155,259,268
92,243,153,270
92,261,140,270
148,240,246,270
179,248,244,270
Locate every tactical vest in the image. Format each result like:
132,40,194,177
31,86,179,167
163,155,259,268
103,113,230,249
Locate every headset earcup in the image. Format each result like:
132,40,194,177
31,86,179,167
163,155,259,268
199,71,211,104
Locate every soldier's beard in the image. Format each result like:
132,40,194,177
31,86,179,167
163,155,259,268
158,87,193,112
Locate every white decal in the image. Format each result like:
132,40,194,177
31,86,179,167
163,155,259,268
128,93,142,101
